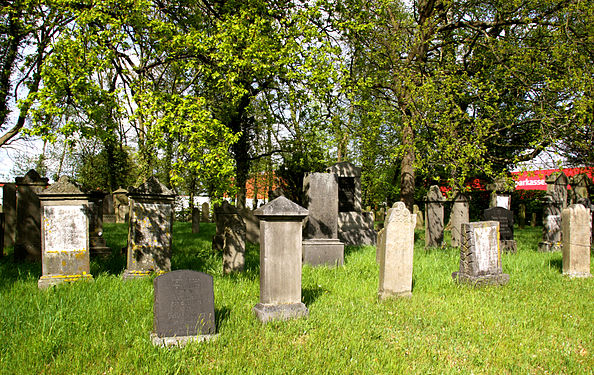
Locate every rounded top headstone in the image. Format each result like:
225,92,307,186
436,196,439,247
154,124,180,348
426,185,445,202
15,169,49,185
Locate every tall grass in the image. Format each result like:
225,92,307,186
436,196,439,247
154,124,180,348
0,223,592,374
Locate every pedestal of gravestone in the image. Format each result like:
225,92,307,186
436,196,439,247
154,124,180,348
484,207,517,253
192,207,200,234
14,170,48,262
378,202,416,299
450,192,469,247
425,185,445,248
561,204,592,278
37,177,93,289
253,196,309,322
538,194,562,252
3,183,16,250
152,270,217,347
88,191,111,257
452,221,509,286
113,188,129,224
122,177,175,279
302,172,344,267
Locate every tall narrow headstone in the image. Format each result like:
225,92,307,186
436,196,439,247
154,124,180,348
113,188,129,224
192,207,200,234
37,177,92,289
452,221,509,286
253,197,309,322
213,201,246,273
561,204,591,278
14,170,48,261
88,191,111,257
484,207,517,253
539,172,568,252
201,202,210,222
152,270,216,347
413,204,424,230
425,185,445,248
122,177,175,279
302,173,344,267
450,192,469,247
3,183,16,250
518,203,526,229
239,208,260,244
102,194,116,223
378,202,415,299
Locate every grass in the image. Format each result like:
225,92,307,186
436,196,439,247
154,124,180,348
0,223,592,374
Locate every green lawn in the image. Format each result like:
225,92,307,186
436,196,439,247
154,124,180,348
0,223,592,374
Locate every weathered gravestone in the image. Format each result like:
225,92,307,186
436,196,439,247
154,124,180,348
487,177,513,209
253,196,309,322
14,170,48,262
413,204,424,230
102,193,116,223
201,202,210,222
569,174,593,205
3,183,16,250
113,188,129,224
326,162,376,246
239,207,260,244
518,204,526,229
483,207,517,253
302,172,344,267
88,191,111,257
538,172,568,252
152,270,216,347
123,177,175,279
378,202,416,299
212,201,246,274
425,185,445,248
561,204,592,278
192,207,200,234
452,221,509,286
37,177,93,289
450,192,469,247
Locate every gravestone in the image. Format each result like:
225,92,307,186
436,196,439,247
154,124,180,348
152,270,216,346
452,221,509,286
122,177,175,279
483,207,517,253
88,191,111,257
3,183,16,250
302,172,344,267
377,208,385,223
201,202,210,222
538,172,568,252
561,204,591,278
531,212,537,227
0,213,4,257
37,177,93,289
378,202,416,299
326,162,376,246
102,194,116,223
413,204,424,230
253,196,309,322
450,192,469,247
487,177,513,209
569,174,592,205
425,185,445,248
239,207,260,244
113,188,129,224
14,170,48,262
518,204,526,229
212,201,246,273
192,207,200,234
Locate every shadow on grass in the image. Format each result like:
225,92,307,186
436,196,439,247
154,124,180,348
548,257,563,273
302,285,326,306
215,306,231,333
0,253,41,289
90,251,127,276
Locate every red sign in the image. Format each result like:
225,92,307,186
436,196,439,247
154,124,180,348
511,168,594,190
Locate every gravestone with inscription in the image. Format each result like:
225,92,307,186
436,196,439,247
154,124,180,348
14,170,48,262
378,202,416,299
113,188,129,224
452,221,509,286
538,172,568,252
88,190,111,257
483,207,517,253
122,177,175,279
487,177,513,209
3,183,16,250
152,270,216,347
37,177,93,289
102,194,115,223
450,192,469,247
302,172,344,267
253,196,309,322
561,204,592,278
425,185,445,248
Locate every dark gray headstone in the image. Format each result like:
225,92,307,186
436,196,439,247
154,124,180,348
14,170,48,261
483,207,514,241
3,183,16,250
153,270,216,341
425,185,445,248
192,207,200,234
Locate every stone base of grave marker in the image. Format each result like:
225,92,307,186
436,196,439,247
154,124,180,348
538,241,561,252
90,236,111,257
500,240,517,253
151,333,217,347
337,212,376,246
253,303,308,323
302,239,344,267
451,272,510,286
38,274,93,289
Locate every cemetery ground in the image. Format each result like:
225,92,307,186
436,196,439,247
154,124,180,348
0,224,592,374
